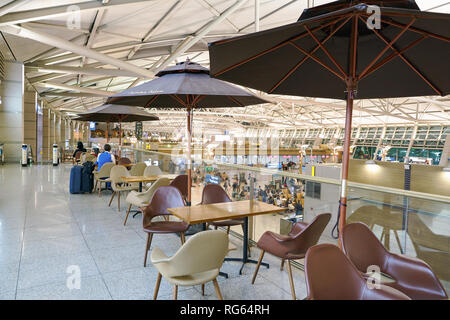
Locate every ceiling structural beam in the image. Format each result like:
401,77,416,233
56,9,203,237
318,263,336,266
0,0,152,26
0,24,155,78
196,0,239,32
35,81,115,96
239,0,299,32
41,92,107,98
153,0,248,73
127,0,186,60
254,0,260,32
25,64,142,78
0,0,30,17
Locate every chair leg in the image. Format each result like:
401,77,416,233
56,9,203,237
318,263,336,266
280,259,285,271
173,285,178,300
212,279,223,300
143,233,153,267
287,260,296,300
180,232,185,244
108,191,116,206
153,273,162,300
94,180,98,194
98,181,102,196
251,250,265,284
117,191,121,211
214,225,218,230
201,284,205,296
124,204,132,226
226,226,230,234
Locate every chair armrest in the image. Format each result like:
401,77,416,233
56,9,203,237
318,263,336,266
151,247,171,264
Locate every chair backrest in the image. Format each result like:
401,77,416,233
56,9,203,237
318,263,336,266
143,186,185,224
140,177,171,203
161,230,229,278
170,174,188,199
143,165,163,176
284,213,331,257
84,153,96,163
97,162,114,178
342,222,389,274
200,184,231,204
305,244,410,300
110,165,130,190
118,157,132,165
130,162,147,176
74,150,83,161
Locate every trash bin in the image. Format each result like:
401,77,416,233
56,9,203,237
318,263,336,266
21,144,28,167
52,144,59,166
0,143,4,165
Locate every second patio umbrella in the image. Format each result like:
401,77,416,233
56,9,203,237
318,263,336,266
208,0,450,245
74,104,159,156
107,60,268,205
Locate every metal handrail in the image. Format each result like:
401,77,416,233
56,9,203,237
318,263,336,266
128,147,450,205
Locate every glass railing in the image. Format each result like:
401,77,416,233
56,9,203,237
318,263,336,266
121,145,450,293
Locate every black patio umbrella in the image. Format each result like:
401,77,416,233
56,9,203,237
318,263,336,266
74,104,159,155
107,60,268,205
208,0,450,245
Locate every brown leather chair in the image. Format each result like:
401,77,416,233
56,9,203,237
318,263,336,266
142,186,189,267
305,243,410,300
118,157,132,166
200,184,250,256
342,222,448,300
73,150,83,164
252,213,331,300
170,174,188,203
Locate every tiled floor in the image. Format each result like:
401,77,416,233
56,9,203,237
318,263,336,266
0,164,308,300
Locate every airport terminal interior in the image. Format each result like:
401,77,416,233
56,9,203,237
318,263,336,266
0,0,449,301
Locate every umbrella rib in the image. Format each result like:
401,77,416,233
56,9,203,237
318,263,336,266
228,96,244,107
358,34,426,81
361,17,442,96
377,18,450,43
304,25,347,78
170,94,187,107
269,16,351,94
144,94,160,108
289,41,345,81
212,15,349,77
359,18,416,80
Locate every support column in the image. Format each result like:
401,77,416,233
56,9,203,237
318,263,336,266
42,105,50,162
23,90,37,162
0,61,24,162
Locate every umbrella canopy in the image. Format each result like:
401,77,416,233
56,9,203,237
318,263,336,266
208,0,450,245
74,104,159,155
107,60,268,205
107,61,266,108
73,104,159,122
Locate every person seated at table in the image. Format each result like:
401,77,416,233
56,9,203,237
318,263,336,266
72,141,87,158
95,144,116,171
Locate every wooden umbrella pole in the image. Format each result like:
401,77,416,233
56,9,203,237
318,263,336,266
119,120,122,158
106,121,109,143
338,15,358,249
186,106,192,206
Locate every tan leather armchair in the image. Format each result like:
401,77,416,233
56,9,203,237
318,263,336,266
305,243,410,300
252,213,331,300
151,230,229,300
342,222,448,300
108,165,138,211
93,162,114,196
129,162,147,176
123,177,171,226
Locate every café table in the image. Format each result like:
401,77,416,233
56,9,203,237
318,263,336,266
168,200,285,275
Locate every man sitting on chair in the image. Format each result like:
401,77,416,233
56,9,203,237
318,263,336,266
95,144,116,171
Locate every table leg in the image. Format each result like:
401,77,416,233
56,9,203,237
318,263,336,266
132,182,144,218
224,217,269,275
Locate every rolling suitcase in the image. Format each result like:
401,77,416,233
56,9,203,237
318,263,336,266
81,161,95,193
70,165,83,194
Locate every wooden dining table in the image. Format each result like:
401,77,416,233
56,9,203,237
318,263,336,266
168,200,286,275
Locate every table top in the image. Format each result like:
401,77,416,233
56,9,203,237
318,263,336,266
121,174,179,183
168,200,286,224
